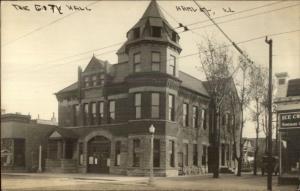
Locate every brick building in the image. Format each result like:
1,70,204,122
44,0,239,176
1,113,56,172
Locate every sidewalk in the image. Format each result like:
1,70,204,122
1,172,298,191
2,172,148,182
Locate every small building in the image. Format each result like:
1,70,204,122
1,113,57,172
44,0,240,176
274,72,300,184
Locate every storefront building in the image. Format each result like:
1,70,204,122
275,72,300,184
1,113,56,172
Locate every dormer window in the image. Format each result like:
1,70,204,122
92,75,97,86
84,76,90,87
152,26,161,37
133,28,140,39
172,32,177,42
98,73,105,86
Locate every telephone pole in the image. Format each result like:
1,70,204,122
265,36,273,191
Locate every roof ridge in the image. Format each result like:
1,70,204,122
179,70,203,82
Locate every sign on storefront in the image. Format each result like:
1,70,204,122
280,112,300,129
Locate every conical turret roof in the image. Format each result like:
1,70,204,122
141,0,166,20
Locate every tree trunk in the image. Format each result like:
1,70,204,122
253,98,260,175
237,155,242,176
213,100,219,178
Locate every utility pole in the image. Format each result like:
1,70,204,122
265,36,273,191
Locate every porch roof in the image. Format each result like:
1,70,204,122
48,128,78,140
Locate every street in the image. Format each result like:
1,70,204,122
1,173,297,191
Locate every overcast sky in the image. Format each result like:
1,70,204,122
2,1,300,138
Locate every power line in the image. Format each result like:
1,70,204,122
186,1,283,28
5,29,298,81
4,2,296,75
2,1,99,47
192,0,251,63
26,29,300,90
186,3,300,32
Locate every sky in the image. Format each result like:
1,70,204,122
1,1,300,138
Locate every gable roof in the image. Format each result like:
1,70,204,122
287,78,300,97
48,128,78,139
83,56,111,73
179,71,209,97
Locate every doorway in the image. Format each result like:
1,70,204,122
87,136,111,173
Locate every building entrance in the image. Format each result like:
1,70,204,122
87,136,111,173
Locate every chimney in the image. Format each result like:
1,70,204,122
275,72,289,98
51,112,57,122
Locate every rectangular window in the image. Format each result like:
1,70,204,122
152,26,161,37
151,93,160,118
151,52,160,71
192,106,198,128
168,55,176,76
91,102,96,125
133,53,141,73
84,76,90,88
184,143,188,166
193,144,198,166
202,109,207,129
168,94,175,121
92,75,97,86
154,139,160,167
115,141,121,166
133,28,140,39
202,145,207,166
169,140,175,167
227,114,231,132
133,139,140,167
97,101,104,125
98,73,105,86
134,93,141,119
278,78,285,85
73,104,79,126
183,103,188,127
108,100,115,123
79,143,84,165
83,103,89,126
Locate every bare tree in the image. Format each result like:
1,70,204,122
198,37,233,178
249,65,268,175
231,55,252,176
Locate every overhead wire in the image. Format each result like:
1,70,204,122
5,29,299,82
2,1,100,47
3,2,299,78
